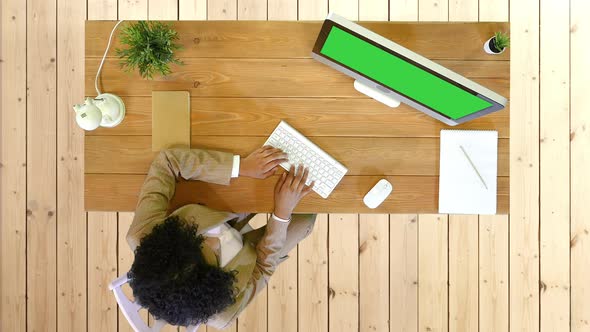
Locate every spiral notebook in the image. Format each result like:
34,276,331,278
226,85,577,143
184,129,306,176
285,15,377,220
438,130,498,215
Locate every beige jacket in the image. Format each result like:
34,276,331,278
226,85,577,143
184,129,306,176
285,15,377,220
127,148,289,329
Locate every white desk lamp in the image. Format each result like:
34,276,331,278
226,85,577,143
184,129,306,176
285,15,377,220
74,20,126,131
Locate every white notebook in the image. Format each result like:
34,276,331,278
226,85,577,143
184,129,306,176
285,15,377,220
438,130,498,215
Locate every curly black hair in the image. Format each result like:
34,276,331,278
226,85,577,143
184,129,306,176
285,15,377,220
129,215,237,326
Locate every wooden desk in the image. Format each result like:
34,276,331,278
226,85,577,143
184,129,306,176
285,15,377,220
85,21,509,213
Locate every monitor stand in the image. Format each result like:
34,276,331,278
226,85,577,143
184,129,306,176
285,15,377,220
353,79,401,108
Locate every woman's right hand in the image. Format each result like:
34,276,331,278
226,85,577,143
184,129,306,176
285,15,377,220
240,146,288,179
273,165,314,220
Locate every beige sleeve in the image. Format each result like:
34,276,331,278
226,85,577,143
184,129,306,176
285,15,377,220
251,218,289,283
217,217,290,329
126,148,234,249
240,218,290,307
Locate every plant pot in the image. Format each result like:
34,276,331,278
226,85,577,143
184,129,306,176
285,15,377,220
483,37,505,55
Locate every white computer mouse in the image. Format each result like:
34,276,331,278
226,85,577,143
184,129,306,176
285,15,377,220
363,179,393,209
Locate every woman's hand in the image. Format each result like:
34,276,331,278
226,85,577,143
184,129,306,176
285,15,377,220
273,165,314,220
240,146,288,179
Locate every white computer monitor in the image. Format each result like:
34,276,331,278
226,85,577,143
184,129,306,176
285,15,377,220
311,13,508,126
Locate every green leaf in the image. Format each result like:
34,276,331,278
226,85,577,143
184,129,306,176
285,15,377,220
115,20,184,79
493,31,510,50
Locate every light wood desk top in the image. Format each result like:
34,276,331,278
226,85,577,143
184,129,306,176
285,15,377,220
85,21,509,213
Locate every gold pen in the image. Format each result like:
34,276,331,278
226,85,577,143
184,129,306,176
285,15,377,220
459,145,488,190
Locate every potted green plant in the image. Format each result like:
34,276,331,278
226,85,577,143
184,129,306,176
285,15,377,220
484,31,510,55
116,21,183,79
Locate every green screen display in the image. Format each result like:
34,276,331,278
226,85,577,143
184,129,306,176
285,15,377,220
320,26,493,120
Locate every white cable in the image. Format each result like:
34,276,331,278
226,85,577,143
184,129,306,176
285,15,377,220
95,20,125,95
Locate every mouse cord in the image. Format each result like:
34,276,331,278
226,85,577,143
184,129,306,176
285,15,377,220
95,20,125,96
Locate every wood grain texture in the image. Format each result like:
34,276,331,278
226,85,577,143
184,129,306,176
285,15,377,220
119,0,148,19
85,58,508,98
85,174,509,213
85,135,510,176
84,0,508,218
479,0,509,21
238,0,267,20
267,2,298,330
509,0,540,330
479,2,509,332
390,0,418,21
360,0,388,20
88,212,118,332
0,0,27,330
359,214,389,332
209,11,244,327
179,0,207,20
328,214,359,332
197,2,238,331
418,214,448,332
148,0,178,19
329,0,358,20
237,222,268,332
268,0,297,20
359,20,389,319
421,0,453,315
449,215,478,332
236,8,268,332
8,0,587,331
208,0,237,20
27,0,58,329
88,0,117,19
117,213,149,332
114,2,146,332
389,214,418,332
268,247,298,332
86,5,120,332
299,0,327,20
419,0,448,21
298,214,329,332
236,292,267,331
235,218,268,332
571,0,590,329
9,0,588,331
449,0,478,21
86,21,511,60
539,0,571,330
479,215,508,332
86,97,510,138
84,19,510,215
442,4,480,332
57,0,87,329
447,4,480,330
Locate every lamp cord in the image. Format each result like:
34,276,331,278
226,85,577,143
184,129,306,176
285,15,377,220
95,20,125,95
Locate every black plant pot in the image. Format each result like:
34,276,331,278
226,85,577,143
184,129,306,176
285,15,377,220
483,37,505,54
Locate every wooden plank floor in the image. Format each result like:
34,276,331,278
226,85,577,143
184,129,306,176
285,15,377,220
1,1,588,332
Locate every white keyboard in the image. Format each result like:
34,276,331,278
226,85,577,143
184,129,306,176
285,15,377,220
263,121,348,198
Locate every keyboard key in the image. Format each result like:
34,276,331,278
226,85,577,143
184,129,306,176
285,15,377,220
263,121,348,198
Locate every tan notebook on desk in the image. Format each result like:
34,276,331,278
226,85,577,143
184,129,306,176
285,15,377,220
152,91,190,151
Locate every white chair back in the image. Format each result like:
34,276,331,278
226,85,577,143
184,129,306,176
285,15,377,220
109,273,200,332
